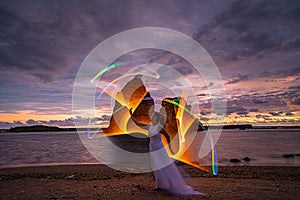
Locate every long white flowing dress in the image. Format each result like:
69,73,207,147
148,124,203,196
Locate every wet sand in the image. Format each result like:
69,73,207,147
0,164,299,199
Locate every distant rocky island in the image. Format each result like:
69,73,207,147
7,125,72,132
3,124,299,133
209,124,253,130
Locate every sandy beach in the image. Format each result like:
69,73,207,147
0,164,299,200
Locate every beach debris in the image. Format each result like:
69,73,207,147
229,159,241,163
242,157,251,162
282,154,295,158
65,175,75,180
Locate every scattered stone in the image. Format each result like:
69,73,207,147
243,157,251,162
282,154,294,158
230,159,241,163
93,184,98,188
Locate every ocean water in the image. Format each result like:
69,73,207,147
0,131,98,168
0,129,299,168
215,129,300,166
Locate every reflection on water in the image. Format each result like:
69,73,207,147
0,131,98,168
0,129,299,168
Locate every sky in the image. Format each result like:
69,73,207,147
0,0,299,128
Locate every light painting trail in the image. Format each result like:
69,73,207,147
209,131,218,176
89,62,219,175
91,62,142,83
94,73,160,107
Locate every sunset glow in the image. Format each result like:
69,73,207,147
0,1,299,129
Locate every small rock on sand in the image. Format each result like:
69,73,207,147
243,157,251,162
283,154,294,158
230,159,241,163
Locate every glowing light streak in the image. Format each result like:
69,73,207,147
143,96,217,174
209,131,218,176
88,62,218,174
91,62,140,83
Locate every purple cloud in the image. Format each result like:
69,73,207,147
227,74,249,84
0,1,299,126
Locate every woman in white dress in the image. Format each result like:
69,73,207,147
129,108,203,196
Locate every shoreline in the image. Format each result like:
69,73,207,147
0,162,101,170
1,164,299,199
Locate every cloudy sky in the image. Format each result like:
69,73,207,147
0,0,299,128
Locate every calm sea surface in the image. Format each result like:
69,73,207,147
0,129,299,168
